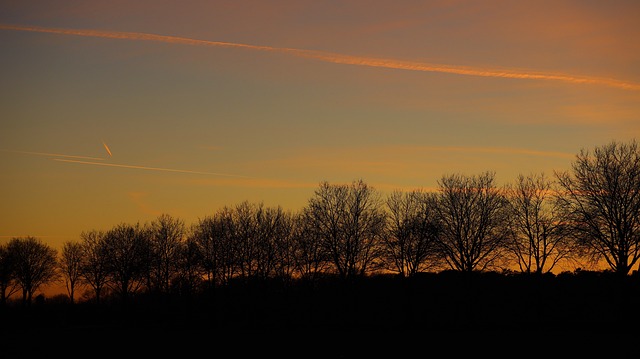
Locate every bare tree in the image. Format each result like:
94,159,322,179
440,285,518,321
384,189,442,277
233,201,261,278
306,180,387,280
6,236,58,305
0,243,20,306
60,241,84,303
555,139,640,276
435,171,510,272
252,204,294,280
504,173,579,274
149,213,186,294
190,207,237,287
104,222,151,303
268,208,297,280
79,229,110,304
294,208,330,280
174,238,205,296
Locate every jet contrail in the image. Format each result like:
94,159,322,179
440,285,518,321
1,149,105,161
102,141,112,157
2,23,639,91
53,158,251,178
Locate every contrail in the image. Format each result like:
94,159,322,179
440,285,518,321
102,141,112,157
53,158,252,178
1,149,105,161
2,23,639,91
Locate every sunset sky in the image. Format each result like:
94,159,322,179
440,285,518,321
1,0,639,253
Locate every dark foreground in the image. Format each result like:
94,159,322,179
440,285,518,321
2,271,640,355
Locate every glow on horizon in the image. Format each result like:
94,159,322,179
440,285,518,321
2,23,639,91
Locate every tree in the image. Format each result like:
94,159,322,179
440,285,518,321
293,209,330,280
555,139,640,276
306,180,387,280
504,173,579,274
383,189,441,277
232,201,262,278
103,222,151,303
79,229,110,304
149,213,186,294
173,238,205,296
6,236,58,305
250,204,295,280
435,171,510,272
60,241,84,303
190,207,237,287
0,243,20,306
266,208,297,280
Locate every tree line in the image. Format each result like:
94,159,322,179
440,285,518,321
1,139,639,306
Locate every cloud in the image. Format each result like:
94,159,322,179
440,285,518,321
1,149,106,161
128,192,162,217
259,145,575,171
2,23,639,91
186,176,317,189
52,158,252,178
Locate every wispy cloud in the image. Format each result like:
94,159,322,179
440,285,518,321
53,158,251,178
1,149,106,161
187,176,319,189
262,145,576,170
2,23,639,91
128,192,162,217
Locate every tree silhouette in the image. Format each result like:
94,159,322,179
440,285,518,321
504,172,579,274
6,236,58,305
248,203,287,279
293,209,329,280
383,189,441,277
79,229,110,304
149,213,186,294
555,139,640,276
59,241,84,303
103,222,151,303
306,180,387,279
0,243,20,306
174,237,204,296
233,201,262,278
268,208,297,280
434,171,510,272
189,207,236,287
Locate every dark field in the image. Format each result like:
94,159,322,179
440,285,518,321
2,271,639,355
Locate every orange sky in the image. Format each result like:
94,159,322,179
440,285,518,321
1,1,639,271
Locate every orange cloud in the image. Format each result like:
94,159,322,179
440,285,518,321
187,177,317,189
128,192,162,217
259,145,575,171
2,23,639,91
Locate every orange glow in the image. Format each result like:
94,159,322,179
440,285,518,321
2,23,639,91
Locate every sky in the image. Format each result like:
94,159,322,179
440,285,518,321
1,0,639,254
